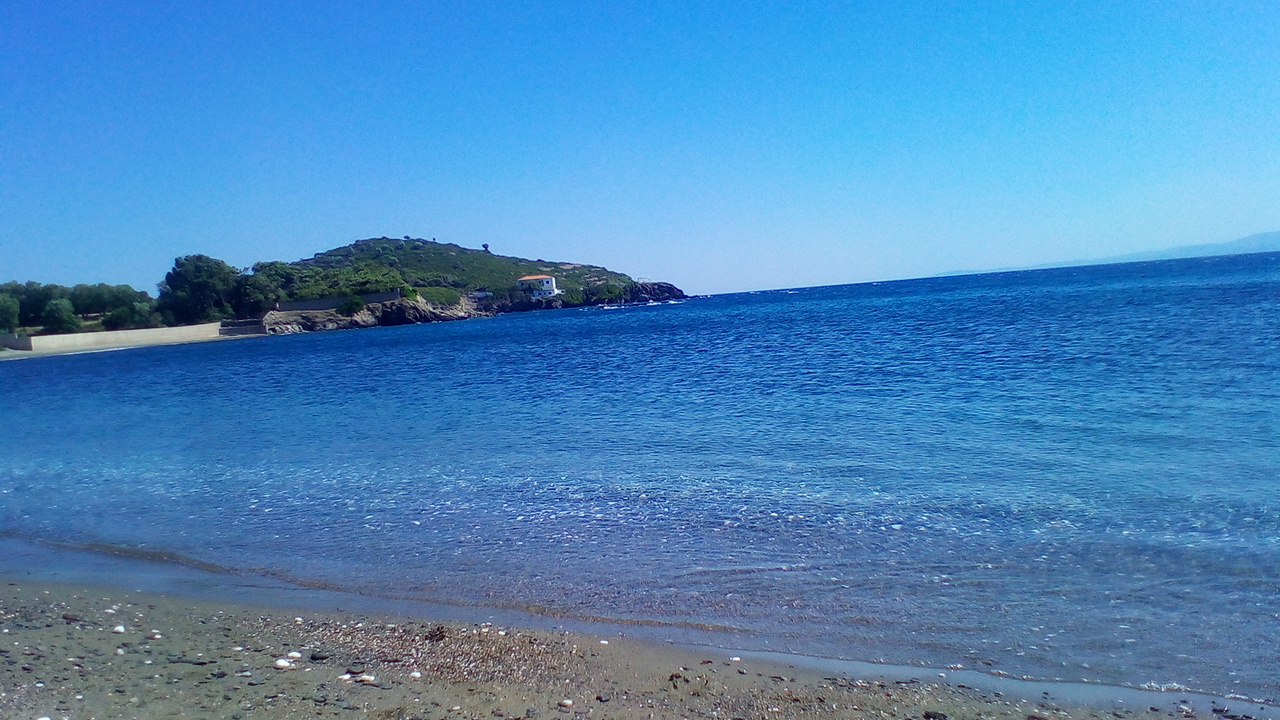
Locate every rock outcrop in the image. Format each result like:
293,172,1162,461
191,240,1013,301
261,283,687,335
263,296,486,335
371,295,482,326
622,282,687,303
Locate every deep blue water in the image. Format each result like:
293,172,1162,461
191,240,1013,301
2,253,1279,700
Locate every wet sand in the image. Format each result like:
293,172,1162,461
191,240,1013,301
0,579,1205,720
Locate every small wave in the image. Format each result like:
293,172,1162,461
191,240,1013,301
33,538,237,575
678,563,812,578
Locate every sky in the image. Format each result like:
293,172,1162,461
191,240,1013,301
2,1,1278,295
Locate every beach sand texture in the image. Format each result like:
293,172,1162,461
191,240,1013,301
0,580,1183,720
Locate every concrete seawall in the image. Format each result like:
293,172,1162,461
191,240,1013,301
1,322,224,354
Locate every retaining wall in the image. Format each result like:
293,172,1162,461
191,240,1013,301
0,333,32,351
0,322,223,353
276,289,402,312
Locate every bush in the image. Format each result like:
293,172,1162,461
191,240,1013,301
102,306,132,330
587,283,625,304
336,295,366,316
41,298,82,334
418,287,460,306
103,302,161,330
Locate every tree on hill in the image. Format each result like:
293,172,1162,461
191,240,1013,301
231,270,288,317
156,255,240,325
41,298,81,334
0,294,18,333
69,283,150,316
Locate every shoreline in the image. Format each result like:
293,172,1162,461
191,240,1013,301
0,289,690,362
1,577,1244,720
2,539,1276,720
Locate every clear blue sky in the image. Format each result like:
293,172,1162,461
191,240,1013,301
2,1,1278,295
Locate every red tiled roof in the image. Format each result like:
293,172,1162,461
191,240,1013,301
517,275,554,280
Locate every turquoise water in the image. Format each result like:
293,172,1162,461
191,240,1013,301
2,253,1278,700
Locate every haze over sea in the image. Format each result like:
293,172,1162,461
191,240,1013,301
2,253,1278,701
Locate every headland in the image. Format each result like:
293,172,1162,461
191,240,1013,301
2,236,687,359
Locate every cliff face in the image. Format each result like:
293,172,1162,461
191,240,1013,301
261,282,688,335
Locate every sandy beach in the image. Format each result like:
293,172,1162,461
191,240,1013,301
0,578,1216,720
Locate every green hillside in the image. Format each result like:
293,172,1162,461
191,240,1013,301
227,236,642,312
295,237,635,293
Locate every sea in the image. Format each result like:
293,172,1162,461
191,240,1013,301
2,252,1278,703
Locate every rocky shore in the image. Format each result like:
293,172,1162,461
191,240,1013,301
1,579,1184,720
261,282,688,335
262,296,484,335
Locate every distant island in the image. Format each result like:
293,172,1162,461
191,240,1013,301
1075,230,1280,266
0,237,687,343
940,229,1280,277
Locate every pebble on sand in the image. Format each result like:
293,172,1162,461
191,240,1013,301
0,580,1187,720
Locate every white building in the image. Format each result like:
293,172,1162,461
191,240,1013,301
516,274,562,299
